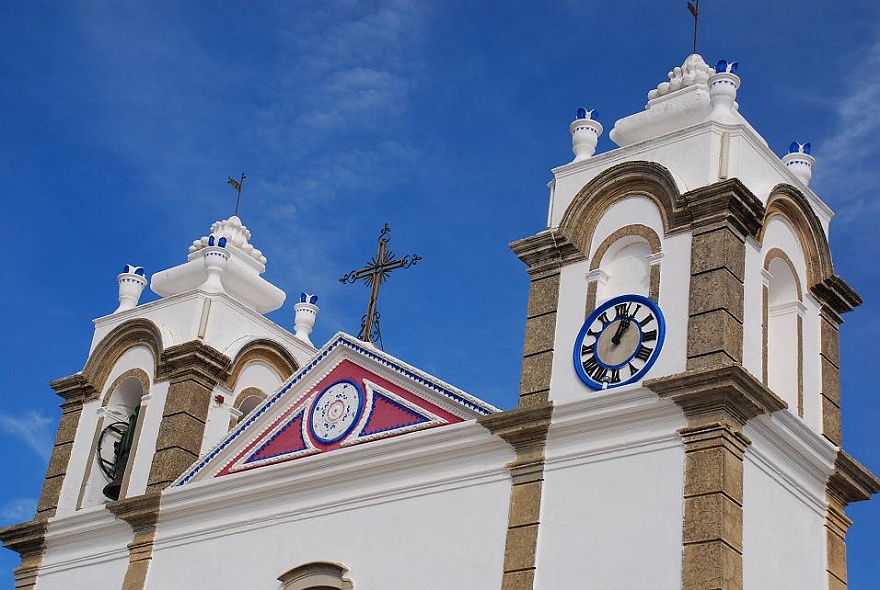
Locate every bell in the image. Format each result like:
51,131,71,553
102,448,129,501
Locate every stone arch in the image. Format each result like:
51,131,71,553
101,368,151,407
559,161,688,257
278,561,353,590
759,184,834,288
586,224,662,312
82,319,163,394
228,386,268,430
225,338,298,390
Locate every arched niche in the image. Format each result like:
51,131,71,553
225,338,298,391
228,386,268,431
759,184,834,289
763,249,804,416
586,223,662,313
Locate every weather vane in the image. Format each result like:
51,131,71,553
227,172,247,216
340,224,421,349
687,0,700,55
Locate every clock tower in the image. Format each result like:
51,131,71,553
506,54,878,589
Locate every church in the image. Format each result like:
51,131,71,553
1,52,877,590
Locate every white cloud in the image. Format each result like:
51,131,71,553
813,37,880,222
0,411,53,461
0,498,37,524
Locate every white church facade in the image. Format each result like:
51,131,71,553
2,54,877,590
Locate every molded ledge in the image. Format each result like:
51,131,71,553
107,493,162,532
829,451,880,505
811,275,863,317
682,178,765,239
645,365,786,427
510,230,584,273
0,519,47,557
157,341,231,388
49,374,98,403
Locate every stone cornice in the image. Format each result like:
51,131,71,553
810,274,862,318
0,519,47,557
157,341,231,389
828,451,880,505
645,365,786,428
510,230,584,274
681,178,765,239
107,493,162,532
49,373,98,404
478,402,553,452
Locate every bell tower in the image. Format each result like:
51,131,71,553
0,213,320,589
507,55,878,590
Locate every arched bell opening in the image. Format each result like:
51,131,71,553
78,370,149,508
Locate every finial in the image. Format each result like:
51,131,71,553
715,59,739,74
294,293,320,346
227,173,247,217
782,141,815,186
116,264,147,313
570,108,603,162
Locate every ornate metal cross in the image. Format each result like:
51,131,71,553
340,224,421,348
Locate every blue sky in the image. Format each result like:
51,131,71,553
1,1,879,586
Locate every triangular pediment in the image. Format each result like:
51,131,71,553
176,333,498,486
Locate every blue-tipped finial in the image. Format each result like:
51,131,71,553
575,107,597,121
788,141,811,155
218,237,227,248
300,292,319,305
715,59,738,74
122,264,145,276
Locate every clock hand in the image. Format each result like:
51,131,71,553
611,314,631,345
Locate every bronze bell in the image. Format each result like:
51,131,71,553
102,448,130,501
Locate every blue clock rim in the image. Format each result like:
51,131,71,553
572,294,666,390
307,379,365,444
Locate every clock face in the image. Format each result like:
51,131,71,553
309,380,364,444
573,294,666,390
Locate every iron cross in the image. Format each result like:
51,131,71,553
340,224,421,348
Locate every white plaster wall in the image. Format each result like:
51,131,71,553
537,438,685,589
201,361,284,452
743,239,764,381
654,231,690,378
801,296,822,432
550,258,590,403
124,379,169,496
38,511,131,590
148,479,510,590
742,449,828,589
148,424,513,590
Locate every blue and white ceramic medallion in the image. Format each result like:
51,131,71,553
309,380,364,444
573,294,666,390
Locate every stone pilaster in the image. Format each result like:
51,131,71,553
646,366,786,590
108,494,162,590
810,275,861,445
824,452,880,590
479,402,552,590
37,374,98,519
510,230,583,408
0,520,48,590
148,341,229,492
682,179,763,370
